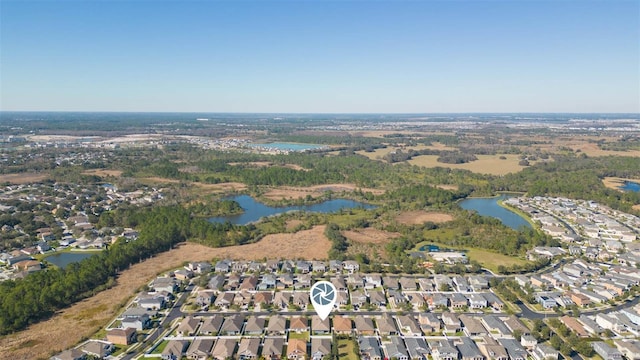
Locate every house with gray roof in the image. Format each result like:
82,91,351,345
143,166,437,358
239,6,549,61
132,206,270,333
455,337,483,360
220,314,244,335
429,339,459,360
481,315,511,336
386,337,409,360
358,336,382,360
405,337,430,360
199,315,223,335
262,337,284,360
186,338,214,360
532,344,558,360
354,316,376,335
376,314,398,336
397,315,422,336
497,338,527,360
266,315,287,335
244,316,265,335
592,342,623,360
311,338,332,360
161,340,188,360
211,338,237,360
237,337,260,360
459,315,486,336
81,340,114,359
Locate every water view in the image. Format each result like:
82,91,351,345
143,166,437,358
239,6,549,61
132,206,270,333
459,194,532,230
249,142,326,152
620,181,640,192
44,252,95,269
210,195,375,225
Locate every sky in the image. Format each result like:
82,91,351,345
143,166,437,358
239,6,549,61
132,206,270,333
1,0,638,113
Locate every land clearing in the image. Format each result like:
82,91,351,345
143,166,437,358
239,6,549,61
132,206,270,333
408,154,530,175
262,183,384,200
0,173,50,184
602,177,640,191
0,227,329,360
395,211,454,225
81,169,123,177
342,228,400,245
436,184,459,191
139,177,247,193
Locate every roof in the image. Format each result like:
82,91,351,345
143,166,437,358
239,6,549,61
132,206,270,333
187,338,214,357
200,315,223,334
177,316,200,334
211,338,237,359
311,337,332,356
244,316,266,333
354,316,375,332
162,340,188,357
262,337,284,356
311,315,330,332
386,337,408,358
333,316,353,332
267,315,287,333
287,338,307,356
220,314,244,333
289,316,308,331
237,337,261,357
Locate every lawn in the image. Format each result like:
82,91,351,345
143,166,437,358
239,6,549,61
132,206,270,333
337,338,359,360
288,331,310,341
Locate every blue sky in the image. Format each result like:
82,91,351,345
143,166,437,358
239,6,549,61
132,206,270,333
1,1,638,113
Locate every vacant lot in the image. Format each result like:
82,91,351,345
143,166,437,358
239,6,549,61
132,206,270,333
139,177,247,193
0,173,50,184
602,177,640,191
81,169,123,177
263,183,384,200
342,228,400,245
0,227,329,360
408,154,529,175
396,211,454,225
356,143,456,161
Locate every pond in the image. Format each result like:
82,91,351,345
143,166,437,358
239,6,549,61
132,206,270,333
44,252,95,269
459,194,532,230
209,195,376,225
249,142,326,152
620,181,640,192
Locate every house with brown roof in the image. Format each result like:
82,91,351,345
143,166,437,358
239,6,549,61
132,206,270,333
377,314,398,336
106,327,136,345
240,275,259,291
162,340,188,360
311,338,332,360
211,338,237,360
287,338,307,360
254,291,273,306
570,292,591,307
177,316,200,336
354,316,376,335
333,316,353,335
81,340,114,359
244,316,266,335
311,315,330,334
292,292,310,308
237,338,261,359
289,316,309,333
267,315,287,335
186,338,214,360
199,315,223,335
560,315,589,337
273,292,292,309
262,337,284,360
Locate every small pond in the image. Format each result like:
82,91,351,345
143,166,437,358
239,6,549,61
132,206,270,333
44,252,95,269
459,194,532,230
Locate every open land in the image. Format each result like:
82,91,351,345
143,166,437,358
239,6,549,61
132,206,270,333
408,154,531,175
602,176,640,191
342,228,401,245
262,183,384,200
0,173,50,184
356,143,456,160
0,227,330,360
82,169,123,177
395,210,454,225
139,177,247,193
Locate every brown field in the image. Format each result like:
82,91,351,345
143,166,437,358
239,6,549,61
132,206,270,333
285,219,304,231
0,173,49,184
436,184,459,191
356,143,456,161
570,142,640,157
1,227,329,360
262,183,384,200
395,211,454,225
139,177,247,193
407,154,529,175
602,177,640,191
633,205,640,211
81,169,123,177
342,228,400,245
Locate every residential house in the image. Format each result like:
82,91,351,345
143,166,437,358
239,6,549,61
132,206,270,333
265,259,280,272
449,293,468,309
347,273,364,289
289,316,309,333
468,294,488,309
532,344,558,360
455,337,484,360
106,328,136,345
559,315,589,337
262,337,284,360
152,277,177,294
483,292,504,311
273,292,291,309
51,349,86,360
237,338,261,360
350,289,367,308
186,338,214,360
358,337,382,360
441,312,461,333
81,340,114,359
253,292,273,307
312,261,327,273
195,290,216,307
295,274,312,289
399,277,417,291
459,315,486,337
397,315,422,336
520,335,537,348
405,337,430,360
536,295,557,309
162,340,188,360
121,314,151,331
614,340,640,360
211,338,237,360
226,273,241,290
138,295,166,310
426,293,449,309
311,338,332,360
278,273,295,289
388,290,407,306
336,290,349,307
296,260,312,273
429,339,459,360
497,339,527,360
233,292,252,308
267,315,287,335
384,276,400,290
244,316,265,335
173,269,193,281
364,274,383,289
208,275,226,291
477,337,508,360
214,292,235,308
386,337,409,360
481,315,511,337
259,274,277,290
287,338,307,360
592,342,623,360
376,314,398,336
292,292,310,308
331,276,347,291
333,316,353,335
311,315,331,335
418,312,442,333
503,316,530,336
177,316,200,336
199,315,223,335
343,260,359,273
329,260,343,272
468,276,489,291
354,316,376,335
240,275,259,291
220,315,244,335
247,261,263,273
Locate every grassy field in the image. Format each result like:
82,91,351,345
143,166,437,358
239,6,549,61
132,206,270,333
407,154,530,175
0,172,50,184
288,331,310,341
337,338,359,360
356,143,456,160
414,238,529,273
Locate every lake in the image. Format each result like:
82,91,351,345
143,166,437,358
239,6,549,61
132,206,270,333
210,195,376,225
459,194,532,230
249,142,326,152
45,252,95,269
620,181,640,192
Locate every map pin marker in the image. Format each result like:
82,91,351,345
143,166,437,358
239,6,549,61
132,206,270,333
310,281,337,321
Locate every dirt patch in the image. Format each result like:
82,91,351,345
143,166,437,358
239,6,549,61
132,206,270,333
633,205,640,211
602,177,640,192
436,184,459,191
81,169,123,177
285,220,304,231
396,211,454,225
262,184,384,200
342,228,400,245
0,173,50,184
0,227,329,360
